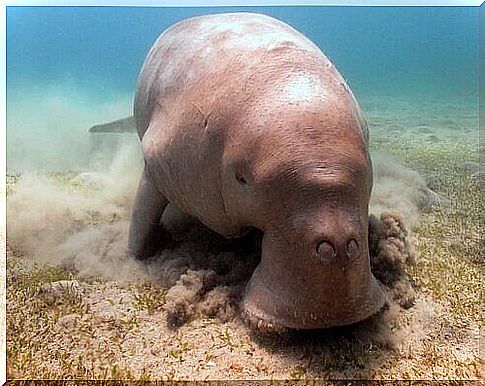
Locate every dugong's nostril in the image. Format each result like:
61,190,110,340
317,240,336,262
346,239,360,260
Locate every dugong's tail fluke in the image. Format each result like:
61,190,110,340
89,116,136,133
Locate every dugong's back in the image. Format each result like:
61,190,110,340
133,12,359,237
134,12,325,138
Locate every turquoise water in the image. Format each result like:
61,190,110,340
6,6,479,171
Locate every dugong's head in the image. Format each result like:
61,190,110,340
221,72,385,331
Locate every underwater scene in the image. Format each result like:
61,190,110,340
6,5,481,380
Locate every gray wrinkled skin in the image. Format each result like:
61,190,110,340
129,12,384,330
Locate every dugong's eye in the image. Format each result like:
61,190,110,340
235,173,247,185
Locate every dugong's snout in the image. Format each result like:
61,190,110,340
242,229,385,331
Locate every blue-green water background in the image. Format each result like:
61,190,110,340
6,6,479,170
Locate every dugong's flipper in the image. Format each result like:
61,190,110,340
128,166,169,259
89,116,136,133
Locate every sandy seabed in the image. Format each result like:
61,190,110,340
5,95,482,380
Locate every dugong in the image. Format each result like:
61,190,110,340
110,13,385,330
